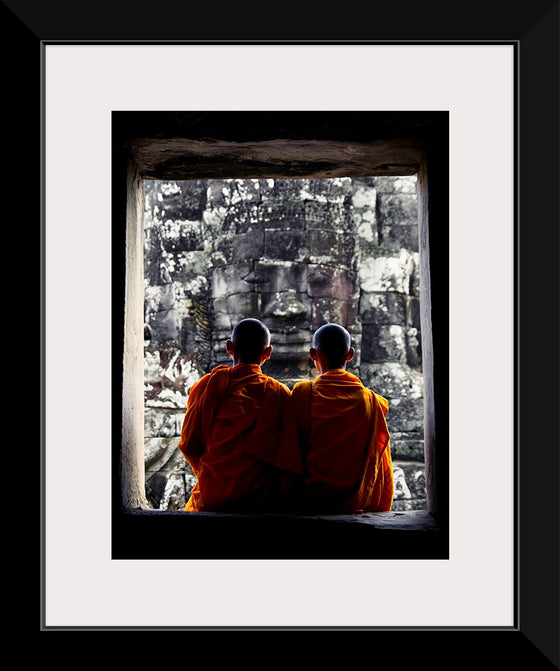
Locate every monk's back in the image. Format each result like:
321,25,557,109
205,366,269,455
183,363,301,511
199,366,280,486
293,368,393,512
309,370,372,485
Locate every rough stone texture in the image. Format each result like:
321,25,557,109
130,138,424,180
392,462,427,511
143,176,425,510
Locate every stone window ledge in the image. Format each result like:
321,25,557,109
113,509,448,560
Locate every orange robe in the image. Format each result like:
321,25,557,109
178,363,302,512
292,369,393,513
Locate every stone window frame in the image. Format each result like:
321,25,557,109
112,111,449,560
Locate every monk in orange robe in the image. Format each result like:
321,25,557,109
292,323,394,513
178,318,303,512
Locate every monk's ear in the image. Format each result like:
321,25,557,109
346,347,355,363
262,345,272,361
309,347,318,361
226,339,234,356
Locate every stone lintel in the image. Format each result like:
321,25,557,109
129,138,424,180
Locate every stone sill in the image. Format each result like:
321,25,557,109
113,508,448,560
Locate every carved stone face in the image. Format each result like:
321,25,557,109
210,260,314,380
210,249,360,384
252,260,312,364
205,178,362,384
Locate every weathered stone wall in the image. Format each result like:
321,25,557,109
143,177,425,511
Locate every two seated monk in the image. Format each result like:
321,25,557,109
178,319,393,514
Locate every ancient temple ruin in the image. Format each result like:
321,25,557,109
143,176,425,510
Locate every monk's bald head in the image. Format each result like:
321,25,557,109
228,318,272,364
312,323,353,370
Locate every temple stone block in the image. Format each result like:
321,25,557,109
377,192,418,227
308,265,356,299
225,292,260,321
360,291,407,325
308,229,356,266
390,438,426,462
361,323,408,363
360,362,424,399
358,251,418,294
385,397,425,434
231,229,265,262
171,250,207,283
211,263,254,297
259,178,305,201
311,297,359,333
264,229,308,262
145,179,207,222
305,201,352,231
301,177,352,203
222,202,260,233
379,224,419,251
405,327,422,367
259,201,306,229
254,260,308,294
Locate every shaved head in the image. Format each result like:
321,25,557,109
312,323,352,368
229,318,271,363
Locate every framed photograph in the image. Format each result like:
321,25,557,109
18,0,558,662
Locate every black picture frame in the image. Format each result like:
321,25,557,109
22,0,558,665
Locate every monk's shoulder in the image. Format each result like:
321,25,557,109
360,383,389,414
291,380,302,394
189,365,228,394
373,391,390,414
264,375,292,398
187,372,211,398
291,379,313,398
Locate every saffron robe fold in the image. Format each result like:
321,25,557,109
178,363,303,512
292,368,394,513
